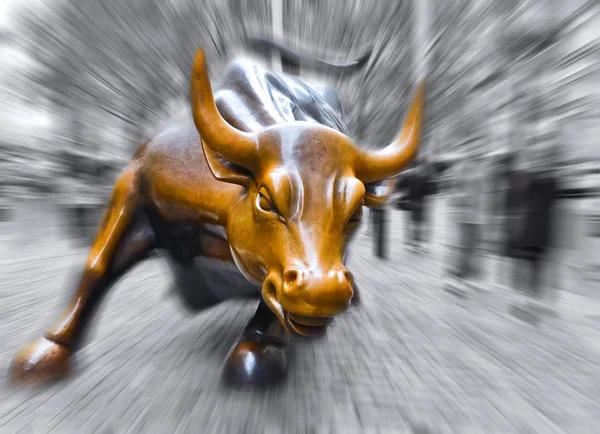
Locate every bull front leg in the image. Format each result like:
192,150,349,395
9,167,156,386
222,299,290,388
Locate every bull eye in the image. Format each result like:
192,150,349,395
256,189,281,217
258,194,273,211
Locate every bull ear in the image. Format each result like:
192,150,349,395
202,139,253,187
363,178,396,208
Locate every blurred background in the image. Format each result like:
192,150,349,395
1,0,600,432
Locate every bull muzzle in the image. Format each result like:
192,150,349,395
261,266,354,337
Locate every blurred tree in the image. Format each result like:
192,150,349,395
13,0,280,158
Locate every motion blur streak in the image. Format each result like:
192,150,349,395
1,0,600,433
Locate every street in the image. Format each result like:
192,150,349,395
1,200,600,433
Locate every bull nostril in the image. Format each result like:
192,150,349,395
265,279,277,296
284,270,298,286
283,269,302,293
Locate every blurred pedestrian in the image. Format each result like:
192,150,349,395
370,206,388,259
405,159,434,253
486,151,506,252
514,141,572,316
447,148,487,292
498,152,526,288
423,163,439,244
393,168,414,246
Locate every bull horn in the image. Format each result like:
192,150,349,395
191,49,259,169
355,81,425,183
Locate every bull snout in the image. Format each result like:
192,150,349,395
261,266,354,338
279,266,354,318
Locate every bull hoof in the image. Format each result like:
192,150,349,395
222,339,287,389
8,338,72,386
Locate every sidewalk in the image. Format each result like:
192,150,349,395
375,201,600,313
2,201,600,432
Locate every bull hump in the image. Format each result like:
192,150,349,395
214,61,349,135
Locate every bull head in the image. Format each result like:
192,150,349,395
191,49,424,336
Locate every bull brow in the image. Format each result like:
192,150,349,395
288,171,303,219
264,169,302,219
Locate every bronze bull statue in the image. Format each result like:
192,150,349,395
9,45,424,388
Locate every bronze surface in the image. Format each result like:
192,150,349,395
9,47,424,387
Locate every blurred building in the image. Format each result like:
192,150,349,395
0,0,598,204
554,6,600,164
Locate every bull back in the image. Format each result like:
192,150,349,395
214,61,350,135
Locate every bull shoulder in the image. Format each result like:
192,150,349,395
131,119,242,226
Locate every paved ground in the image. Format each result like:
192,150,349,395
1,200,600,433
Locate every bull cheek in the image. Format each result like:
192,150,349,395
229,245,265,285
